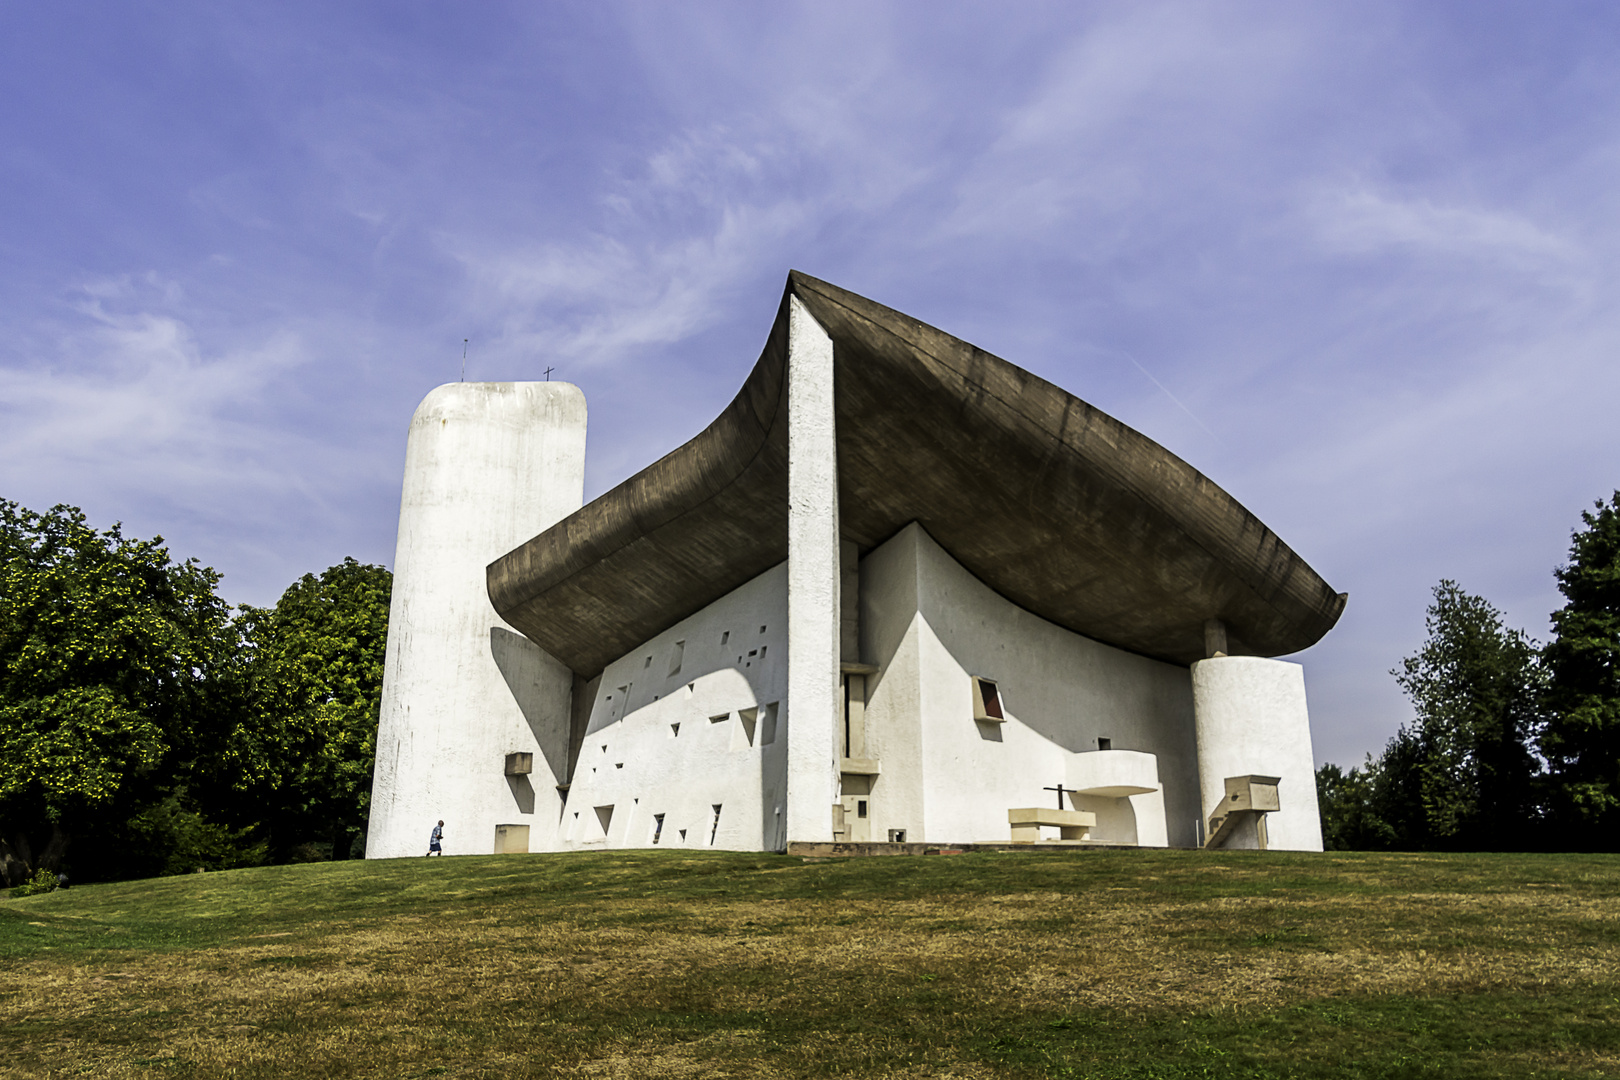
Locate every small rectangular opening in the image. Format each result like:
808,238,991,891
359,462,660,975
1097,736,1112,751
971,676,1004,722
667,640,685,678
652,813,665,844
709,712,729,724
857,799,868,818
643,656,651,668
721,630,730,645
888,829,906,843
759,702,779,745
759,625,767,634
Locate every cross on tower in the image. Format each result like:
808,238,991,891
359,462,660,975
543,366,555,381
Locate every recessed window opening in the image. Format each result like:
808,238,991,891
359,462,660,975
709,804,722,846
1098,736,1112,751
615,763,623,769
721,630,730,645
760,702,779,745
857,800,868,818
970,676,1004,722
652,814,665,844
759,625,767,634
709,712,729,725
888,829,906,842
643,656,652,668
679,828,687,842
670,722,681,738
739,707,758,746
668,641,685,678
594,805,614,836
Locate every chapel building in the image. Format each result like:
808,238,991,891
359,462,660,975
365,273,1345,858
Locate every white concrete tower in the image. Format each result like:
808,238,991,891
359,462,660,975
367,382,587,859
1191,656,1325,851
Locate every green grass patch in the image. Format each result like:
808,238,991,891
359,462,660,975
2,849,1618,1077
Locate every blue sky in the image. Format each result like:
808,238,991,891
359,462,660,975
3,2,1618,767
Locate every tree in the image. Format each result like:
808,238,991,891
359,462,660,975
1540,492,1620,849
0,502,237,885
222,558,392,860
1387,580,1543,849
1315,759,1398,850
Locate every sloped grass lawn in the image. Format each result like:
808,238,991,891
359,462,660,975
2,850,1617,1078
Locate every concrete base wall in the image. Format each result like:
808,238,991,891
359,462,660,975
554,563,790,851
368,382,586,859
859,524,1201,849
1191,656,1324,852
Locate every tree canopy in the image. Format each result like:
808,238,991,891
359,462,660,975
0,501,390,885
1540,492,1620,847
1320,491,1620,853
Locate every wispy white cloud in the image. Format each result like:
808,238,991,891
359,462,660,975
1306,185,1579,266
0,276,308,499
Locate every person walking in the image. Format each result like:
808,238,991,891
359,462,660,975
427,820,444,856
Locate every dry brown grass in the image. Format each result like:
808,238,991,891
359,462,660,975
2,849,1618,1078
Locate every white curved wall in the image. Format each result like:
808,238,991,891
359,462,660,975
367,382,586,859
1191,656,1323,851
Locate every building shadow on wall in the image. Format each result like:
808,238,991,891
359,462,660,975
506,774,536,814
490,626,572,792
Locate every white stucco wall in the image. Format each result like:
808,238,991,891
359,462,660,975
1191,656,1324,852
556,563,790,851
784,295,842,845
367,382,586,859
860,524,1201,848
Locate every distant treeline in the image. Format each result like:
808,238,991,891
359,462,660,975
1317,491,1620,852
0,500,390,886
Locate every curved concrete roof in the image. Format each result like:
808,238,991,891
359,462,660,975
489,272,1346,677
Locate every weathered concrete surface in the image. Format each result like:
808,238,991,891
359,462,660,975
859,523,1193,847
1191,656,1324,852
488,272,1346,675
368,382,586,859
784,296,841,846
786,840,1137,857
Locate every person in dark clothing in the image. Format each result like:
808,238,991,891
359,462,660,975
427,820,444,856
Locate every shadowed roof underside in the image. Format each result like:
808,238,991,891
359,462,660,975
489,273,1346,678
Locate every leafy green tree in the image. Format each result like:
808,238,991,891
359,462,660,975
1540,492,1620,849
0,502,237,885
1315,759,1398,850
1387,580,1543,849
224,558,392,860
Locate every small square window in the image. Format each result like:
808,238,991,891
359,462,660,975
970,676,1005,723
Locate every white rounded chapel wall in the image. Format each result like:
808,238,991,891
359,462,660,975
1191,656,1324,852
367,382,586,859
